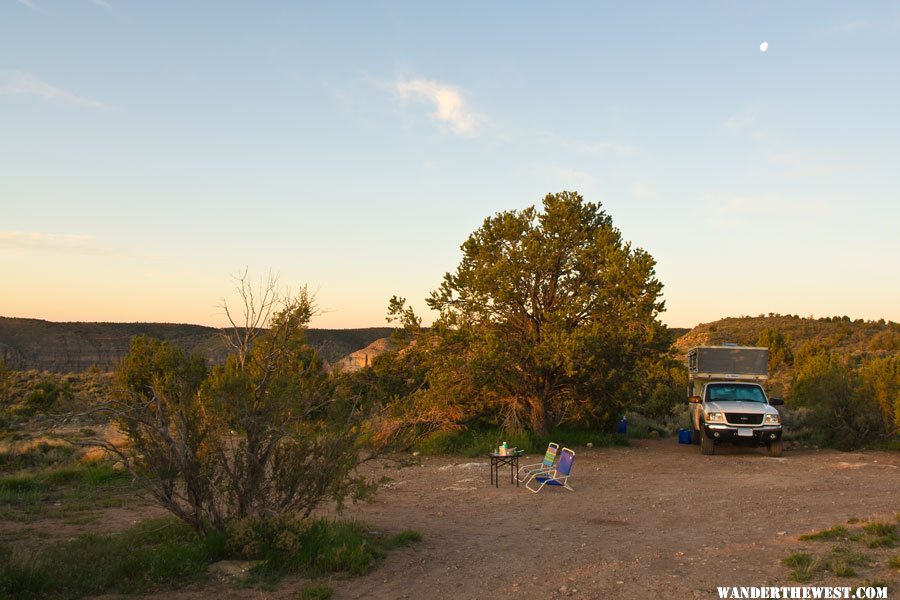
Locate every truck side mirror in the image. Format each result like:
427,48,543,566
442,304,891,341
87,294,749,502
769,398,784,406
688,395,702,404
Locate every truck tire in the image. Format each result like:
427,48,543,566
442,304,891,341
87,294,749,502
767,439,783,457
690,413,701,444
700,429,715,455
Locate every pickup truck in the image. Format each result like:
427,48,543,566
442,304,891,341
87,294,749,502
687,346,784,457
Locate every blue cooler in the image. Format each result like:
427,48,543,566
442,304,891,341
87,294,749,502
678,428,692,444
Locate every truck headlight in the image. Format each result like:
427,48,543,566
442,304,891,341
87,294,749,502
705,411,726,423
763,414,780,425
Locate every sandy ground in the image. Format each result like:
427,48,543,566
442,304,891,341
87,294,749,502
5,440,899,599
327,441,900,600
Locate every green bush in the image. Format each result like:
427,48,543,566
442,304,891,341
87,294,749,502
0,441,76,472
0,473,39,493
232,518,413,580
412,425,627,456
0,461,130,509
0,516,418,597
790,345,885,450
800,526,849,541
0,518,228,598
299,584,334,600
23,380,70,412
782,552,818,582
862,521,897,548
385,530,422,548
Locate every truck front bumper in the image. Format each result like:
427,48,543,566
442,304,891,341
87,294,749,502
703,424,782,445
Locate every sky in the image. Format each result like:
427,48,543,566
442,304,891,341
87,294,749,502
2,1,899,329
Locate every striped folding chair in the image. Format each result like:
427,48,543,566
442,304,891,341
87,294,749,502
517,442,559,482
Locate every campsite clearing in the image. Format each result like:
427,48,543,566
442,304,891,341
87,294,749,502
2,440,897,598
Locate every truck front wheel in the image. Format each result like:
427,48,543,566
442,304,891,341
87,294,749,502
700,429,715,455
767,439,783,457
691,423,701,445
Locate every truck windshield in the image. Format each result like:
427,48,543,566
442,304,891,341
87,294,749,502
706,384,767,403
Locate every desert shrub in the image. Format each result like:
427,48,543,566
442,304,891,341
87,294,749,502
0,513,418,597
0,472,40,494
826,544,871,576
299,584,334,600
0,439,76,471
0,358,10,404
857,356,900,437
0,517,228,598
385,530,422,548
623,410,682,438
0,461,129,508
782,552,818,582
862,521,897,548
21,379,71,414
629,352,688,422
229,517,420,583
800,526,849,541
758,328,794,370
91,278,376,537
790,343,886,450
780,407,816,444
412,425,626,456
868,329,900,352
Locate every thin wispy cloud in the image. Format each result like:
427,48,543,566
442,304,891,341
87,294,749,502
395,78,477,134
90,0,112,8
723,108,773,142
631,182,658,200
380,76,635,152
821,19,872,35
0,231,110,256
0,231,162,261
0,70,105,109
767,153,852,178
535,166,595,189
17,0,35,9
705,193,831,228
534,130,638,156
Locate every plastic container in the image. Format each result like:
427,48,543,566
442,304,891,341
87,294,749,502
678,428,692,444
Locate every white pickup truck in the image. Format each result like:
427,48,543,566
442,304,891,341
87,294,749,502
687,346,784,457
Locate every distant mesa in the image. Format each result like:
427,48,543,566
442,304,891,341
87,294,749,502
0,316,392,372
330,337,398,373
671,314,898,357
1,314,895,374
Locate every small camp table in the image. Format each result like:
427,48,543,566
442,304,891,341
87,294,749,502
489,450,523,487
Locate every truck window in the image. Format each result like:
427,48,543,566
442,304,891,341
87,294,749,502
705,384,767,403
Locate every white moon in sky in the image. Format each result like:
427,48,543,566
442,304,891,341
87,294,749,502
760,41,769,52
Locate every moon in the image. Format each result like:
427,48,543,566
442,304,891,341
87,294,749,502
760,41,769,52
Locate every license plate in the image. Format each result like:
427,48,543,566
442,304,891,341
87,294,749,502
737,428,753,437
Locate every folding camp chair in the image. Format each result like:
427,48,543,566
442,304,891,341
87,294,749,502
525,447,575,493
517,442,559,482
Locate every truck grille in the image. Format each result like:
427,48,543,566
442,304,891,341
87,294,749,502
725,413,764,426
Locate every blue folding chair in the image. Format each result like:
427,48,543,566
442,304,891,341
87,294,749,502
517,442,559,482
525,447,575,493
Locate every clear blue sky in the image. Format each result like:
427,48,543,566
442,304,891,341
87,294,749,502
2,1,899,328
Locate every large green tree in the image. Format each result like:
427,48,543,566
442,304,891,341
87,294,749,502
420,191,669,434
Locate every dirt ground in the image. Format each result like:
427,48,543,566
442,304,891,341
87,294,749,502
6,440,899,599
329,441,900,600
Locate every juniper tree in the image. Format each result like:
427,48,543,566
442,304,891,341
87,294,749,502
420,191,669,434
